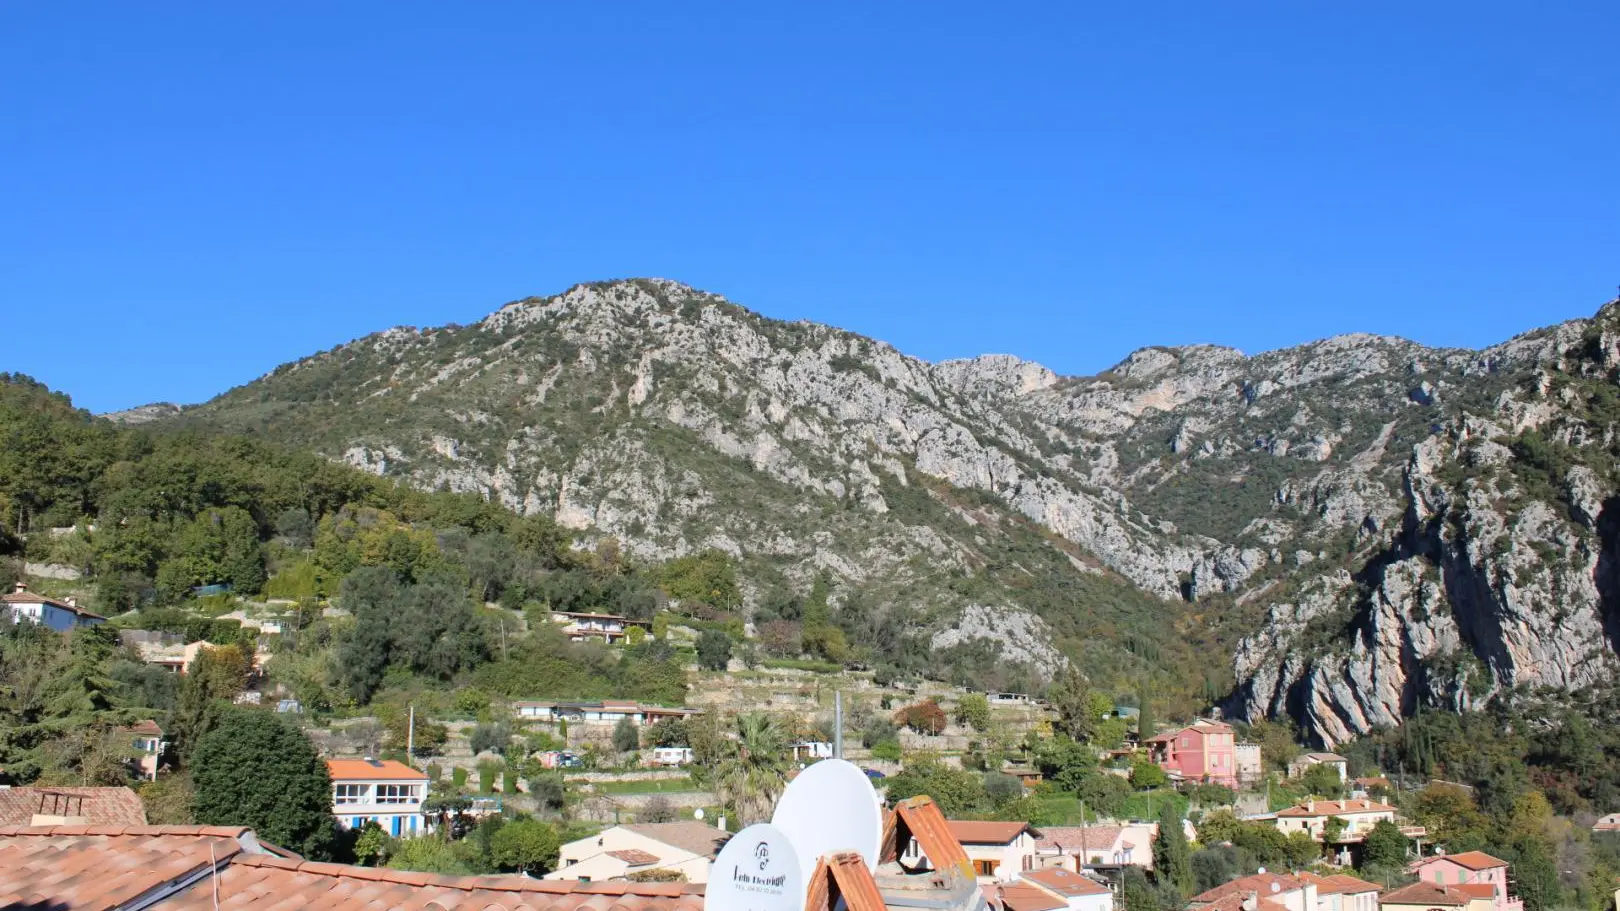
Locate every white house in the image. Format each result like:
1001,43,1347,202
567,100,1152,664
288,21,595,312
925,821,1038,883
548,821,729,884
549,611,651,644
327,758,430,838
2,583,105,631
1018,868,1114,911
121,720,167,781
1273,798,1396,842
1290,752,1350,782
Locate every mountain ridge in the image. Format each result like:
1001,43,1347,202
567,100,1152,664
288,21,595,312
137,278,1620,742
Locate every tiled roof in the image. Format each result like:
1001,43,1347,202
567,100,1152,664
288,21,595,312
623,822,731,858
608,848,664,866
326,758,428,781
807,851,890,911
883,796,971,877
121,719,165,737
0,825,709,911
0,825,253,910
1,589,106,619
997,883,1069,911
1301,752,1347,762
946,820,1033,845
1035,825,1126,853
1195,893,1290,911
1022,867,1111,897
1296,872,1380,895
0,786,147,826
1382,881,1479,907
165,853,707,910
1276,798,1395,817
1193,872,1305,903
1414,850,1510,871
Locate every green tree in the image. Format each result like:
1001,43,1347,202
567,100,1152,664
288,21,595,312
354,822,390,866
983,772,1023,806
955,694,991,732
613,716,641,753
386,836,473,875
172,643,252,760
1049,668,1099,743
712,712,791,825
659,550,740,611
1298,762,1346,798
1130,760,1169,790
885,753,988,817
696,629,733,671
191,709,336,858
1153,802,1193,898
490,818,561,874
645,717,689,748
1360,819,1409,873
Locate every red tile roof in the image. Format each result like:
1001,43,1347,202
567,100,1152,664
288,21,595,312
1193,872,1306,903
946,820,1034,845
326,758,428,781
608,848,664,866
1414,850,1510,871
0,825,709,911
807,851,891,911
998,883,1070,911
884,796,971,877
1196,893,1291,911
1296,872,1381,895
1382,881,1482,907
1276,798,1395,817
121,719,165,737
622,822,731,858
0,786,147,827
1022,867,1111,897
0,825,252,910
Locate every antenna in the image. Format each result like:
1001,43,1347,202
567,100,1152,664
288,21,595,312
834,691,843,760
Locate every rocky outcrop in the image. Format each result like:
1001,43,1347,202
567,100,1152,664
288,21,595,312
165,280,1620,740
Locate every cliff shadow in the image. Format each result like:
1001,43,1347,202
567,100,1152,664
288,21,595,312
1592,495,1620,655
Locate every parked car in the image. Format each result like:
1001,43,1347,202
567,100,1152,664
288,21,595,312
863,768,886,780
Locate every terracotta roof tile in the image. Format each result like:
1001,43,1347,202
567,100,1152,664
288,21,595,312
883,797,971,877
1034,825,1127,853
1276,798,1396,817
806,851,891,911
1412,850,1510,871
0,827,243,910
1193,872,1306,903
997,883,1069,911
1021,867,1111,896
607,848,663,866
1382,881,1481,907
327,758,428,781
0,786,147,827
946,820,1034,845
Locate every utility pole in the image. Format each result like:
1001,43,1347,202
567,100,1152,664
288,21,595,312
408,704,415,763
1079,800,1089,870
835,691,845,756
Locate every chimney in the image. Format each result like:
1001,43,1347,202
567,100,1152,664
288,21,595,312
1242,892,1259,911
1307,799,1315,813
13,582,25,593
717,814,727,831
65,597,76,607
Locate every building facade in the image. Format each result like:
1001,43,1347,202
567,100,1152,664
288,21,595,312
328,759,430,837
1144,720,1237,787
2,583,105,631
1409,852,1524,911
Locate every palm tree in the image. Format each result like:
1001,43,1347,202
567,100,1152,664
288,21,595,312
713,712,791,825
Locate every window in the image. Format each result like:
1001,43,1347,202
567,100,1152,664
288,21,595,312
376,784,419,804
334,784,368,805
975,860,997,877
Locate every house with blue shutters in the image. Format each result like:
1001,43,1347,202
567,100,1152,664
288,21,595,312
328,758,430,837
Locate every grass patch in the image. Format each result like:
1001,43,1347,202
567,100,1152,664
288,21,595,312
590,775,699,795
761,658,843,674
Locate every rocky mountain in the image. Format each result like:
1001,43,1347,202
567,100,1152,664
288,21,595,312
154,279,1620,742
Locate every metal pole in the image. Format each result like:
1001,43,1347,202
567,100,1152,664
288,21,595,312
408,704,415,762
834,691,843,759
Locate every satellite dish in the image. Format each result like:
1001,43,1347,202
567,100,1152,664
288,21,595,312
694,808,706,820
771,758,881,891
704,823,802,911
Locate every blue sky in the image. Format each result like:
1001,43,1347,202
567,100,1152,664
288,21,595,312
3,4,1617,413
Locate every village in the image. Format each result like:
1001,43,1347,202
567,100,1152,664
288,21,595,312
5,581,1617,911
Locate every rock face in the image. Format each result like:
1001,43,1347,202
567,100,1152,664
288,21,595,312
168,279,1620,739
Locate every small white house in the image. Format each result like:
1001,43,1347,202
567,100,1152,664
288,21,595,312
1018,868,1114,911
2,583,105,632
549,611,651,644
1273,798,1395,842
328,758,430,838
1290,752,1349,782
921,821,1038,883
513,700,698,726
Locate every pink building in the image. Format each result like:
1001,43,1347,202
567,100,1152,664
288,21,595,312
1143,720,1237,787
1409,851,1523,911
